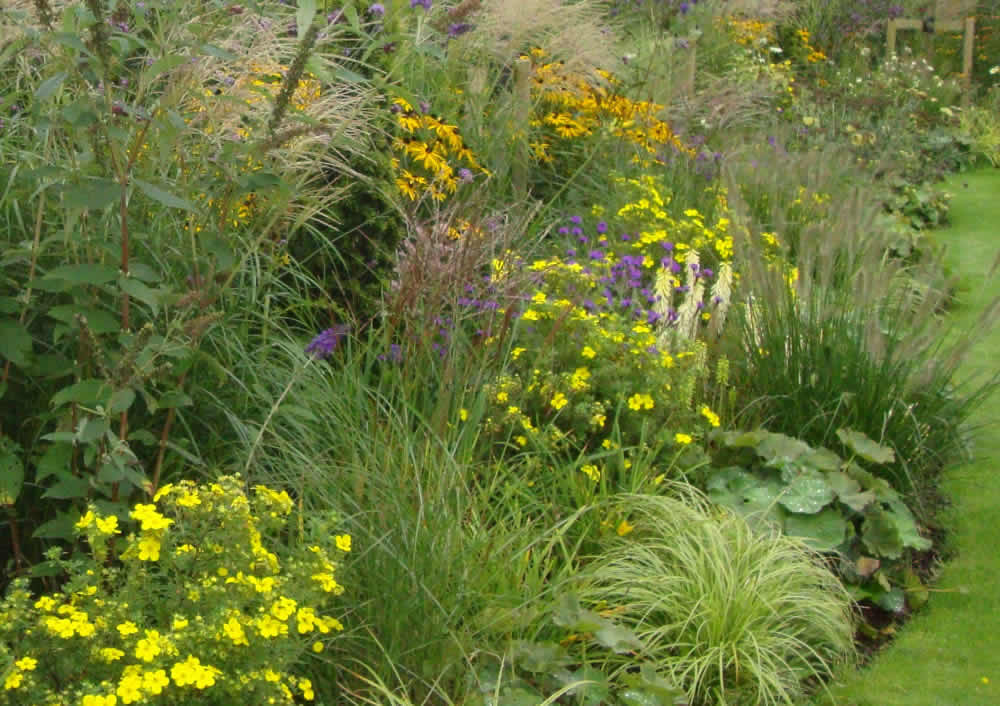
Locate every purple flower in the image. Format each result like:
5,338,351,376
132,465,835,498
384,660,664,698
458,168,474,183
569,215,582,225
589,250,605,261
306,325,349,359
571,226,583,236
621,233,630,241
410,0,431,8
558,226,570,235
680,2,690,13
661,241,674,251
596,221,608,234
368,3,386,15
448,22,472,38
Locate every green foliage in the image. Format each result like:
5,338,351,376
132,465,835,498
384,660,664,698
579,492,856,706
0,475,347,704
704,428,932,614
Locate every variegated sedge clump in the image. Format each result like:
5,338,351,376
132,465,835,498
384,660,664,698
0,475,349,706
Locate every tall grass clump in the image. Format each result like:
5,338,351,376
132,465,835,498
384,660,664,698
726,177,1000,502
579,492,856,706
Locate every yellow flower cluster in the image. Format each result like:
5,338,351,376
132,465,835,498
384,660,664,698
390,97,488,202
0,475,349,706
523,49,695,163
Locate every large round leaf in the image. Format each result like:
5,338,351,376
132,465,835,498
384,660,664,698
778,473,835,514
784,507,849,551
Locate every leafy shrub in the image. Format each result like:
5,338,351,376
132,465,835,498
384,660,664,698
704,428,933,614
579,492,856,706
0,475,348,705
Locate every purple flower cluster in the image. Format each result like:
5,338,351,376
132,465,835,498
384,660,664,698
306,325,349,359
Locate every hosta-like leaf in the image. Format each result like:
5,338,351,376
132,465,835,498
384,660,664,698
778,473,835,514
784,507,848,551
885,498,932,551
861,508,904,559
837,428,895,465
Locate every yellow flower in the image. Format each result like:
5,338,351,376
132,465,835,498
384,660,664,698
627,393,654,411
34,596,57,612
14,657,37,671
590,413,606,428
141,670,170,695
521,308,540,321
299,678,315,701
130,504,173,531
551,392,568,410
700,405,721,428
675,433,693,445
170,655,218,689
116,673,143,704
580,464,601,482
616,519,635,537
335,534,352,552
312,641,324,653
224,616,249,646
496,391,509,403
581,346,597,359
256,614,286,639
117,621,139,637
135,630,164,662
459,408,469,422
95,514,120,535
3,671,23,690
271,596,298,621
82,695,118,706
511,347,527,359
100,647,125,662
76,510,96,530
137,533,162,562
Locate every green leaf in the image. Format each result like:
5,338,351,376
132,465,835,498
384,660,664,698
861,507,904,559
109,388,136,414
47,305,120,334
0,440,24,505
75,416,110,444
510,641,571,673
297,0,317,37
32,510,79,541
594,623,644,654
44,263,120,286
156,390,193,409
825,471,876,512
0,319,33,367
875,586,906,614
885,498,932,551
784,507,848,551
837,428,895,465
36,443,73,482
61,179,121,210
36,71,69,101
42,474,91,500
132,178,197,212
556,667,610,706
51,379,113,408
52,33,91,54
756,431,813,466
119,277,161,316
778,473,835,514
552,593,606,632
803,446,843,472
146,55,188,79
903,568,929,610
199,43,238,61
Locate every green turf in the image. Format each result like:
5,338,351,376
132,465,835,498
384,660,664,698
814,168,1000,705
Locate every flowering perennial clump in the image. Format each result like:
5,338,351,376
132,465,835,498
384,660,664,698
0,475,349,706
523,48,695,165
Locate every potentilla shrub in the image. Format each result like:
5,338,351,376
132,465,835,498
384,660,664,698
0,475,350,705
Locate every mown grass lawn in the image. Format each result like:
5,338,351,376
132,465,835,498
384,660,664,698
816,167,1000,706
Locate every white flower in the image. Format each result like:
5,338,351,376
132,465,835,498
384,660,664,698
990,65,1000,75
769,46,783,54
